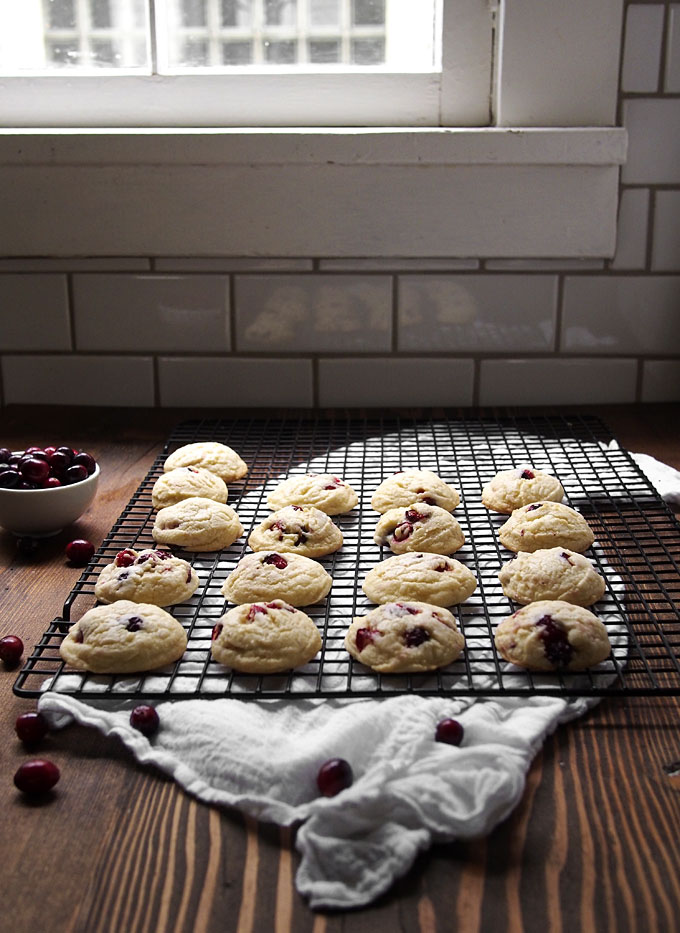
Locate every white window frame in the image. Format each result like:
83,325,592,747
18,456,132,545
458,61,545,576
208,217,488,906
0,0,626,260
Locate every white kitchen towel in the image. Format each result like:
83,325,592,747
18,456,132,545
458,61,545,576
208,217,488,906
37,441,679,910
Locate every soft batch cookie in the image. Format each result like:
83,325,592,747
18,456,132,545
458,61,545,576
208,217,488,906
267,472,358,515
374,503,464,556
152,466,228,510
153,497,243,552
345,601,465,673
164,441,248,483
494,600,611,671
363,552,477,607
59,600,187,674
210,599,321,673
498,547,605,606
498,501,594,554
222,551,332,606
248,505,343,558
94,548,199,607
482,466,564,514
371,469,460,513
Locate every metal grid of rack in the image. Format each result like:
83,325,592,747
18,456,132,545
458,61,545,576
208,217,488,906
13,413,680,700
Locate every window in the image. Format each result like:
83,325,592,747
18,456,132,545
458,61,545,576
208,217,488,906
0,0,492,126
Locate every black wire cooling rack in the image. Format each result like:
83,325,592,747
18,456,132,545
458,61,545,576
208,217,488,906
13,412,680,700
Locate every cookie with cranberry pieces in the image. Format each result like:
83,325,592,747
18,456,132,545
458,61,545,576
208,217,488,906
374,503,465,556
363,552,476,607
494,599,611,671
59,600,187,674
482,465,564,514
153,497,243,552
345,601,465,673
498,547,605,606
248,505,343,558
152,466,228,509
371,468,460,513
94,548,199,607
210,600,321,673
221,551,332,606
163,441,247,483
267,472,358,515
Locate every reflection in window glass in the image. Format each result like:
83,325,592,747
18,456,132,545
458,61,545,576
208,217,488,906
309,0,340,27
352,0,384,27
91,38,117,64
222,40,253,64
265,39,297,63
309,39,340,63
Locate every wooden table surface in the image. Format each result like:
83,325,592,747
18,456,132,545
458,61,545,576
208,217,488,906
1,405,679,933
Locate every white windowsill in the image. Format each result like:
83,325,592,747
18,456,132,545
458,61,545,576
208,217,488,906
0,126,627,259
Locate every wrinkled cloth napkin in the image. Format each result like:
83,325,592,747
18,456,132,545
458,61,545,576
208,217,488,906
37,446,680,910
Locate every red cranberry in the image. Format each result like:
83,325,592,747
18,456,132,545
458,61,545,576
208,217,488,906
316,758,353,797
0,634,24,667
66,464,88,484
73,452,96,475
125,616,144,632
435,718,465,746
0,447,12,462
395,603,422,615
526,503,543,512
15,711,49,746
560,552,574,564
43,476,62,488
8,454,22,467
263,553,288,569
405,509,428,523
43,446,57,457
392,522,413,541
355,628,376,652
14,759,60,796
47,450,71,474
20,457,50,485
536,615,573,667
130,705,160,737
115,549,137,567
211,623,223,640
66,539,95,566
56,446,74,462
0,468,20,489
404,626,429,647
520,469,535,480
247,604,267,620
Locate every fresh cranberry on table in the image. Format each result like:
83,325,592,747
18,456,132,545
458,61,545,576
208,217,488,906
130,705,160,737
0,634,24,667
316,758,353,797
435,718,465,746
65,539,95,566
14,759,60,796
15,711,49,746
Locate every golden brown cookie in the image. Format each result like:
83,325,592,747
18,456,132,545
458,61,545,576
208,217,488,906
498,501,594,554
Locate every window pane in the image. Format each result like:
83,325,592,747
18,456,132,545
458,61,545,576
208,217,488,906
222,41,253,64
308,39,340,63
46,0,76,30
182,37,209,64
90,0,112,29
181,0,207,27
264,1,296,27
351,36,384,65
221,0,252,28
264,39,297,63
309,0,339,27
1,0,150,71
352,0,384,27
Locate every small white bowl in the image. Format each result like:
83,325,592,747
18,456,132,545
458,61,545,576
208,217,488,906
0,463,100,537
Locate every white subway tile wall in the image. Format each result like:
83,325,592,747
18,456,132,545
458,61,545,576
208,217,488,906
318,358,475,408
1,3,679,408
158,357,313,407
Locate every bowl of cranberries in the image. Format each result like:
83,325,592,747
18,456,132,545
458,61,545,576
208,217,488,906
0,445,99,537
